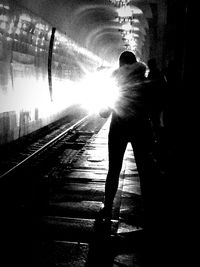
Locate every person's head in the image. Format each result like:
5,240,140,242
119,51,137,67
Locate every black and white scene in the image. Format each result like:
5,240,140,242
0,1,191,266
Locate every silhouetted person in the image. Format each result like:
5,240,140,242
163,59,181,133
98,51,158,222
97,51,164,266
147,58,168,172
147,58,167,136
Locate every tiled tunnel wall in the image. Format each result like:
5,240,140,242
0,0,102,145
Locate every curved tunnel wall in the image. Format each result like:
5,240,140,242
0,0,103,145
0,0,189,145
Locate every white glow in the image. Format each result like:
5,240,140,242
132,27,140,31
123,32,134,41
117,6,132,17
0,75,80,126
133,33,139,38
131,6,143,15
117,5,143,17
132,19,140,23
121,23,132,31
75,69,119,114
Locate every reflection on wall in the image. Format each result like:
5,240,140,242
0,0,103,144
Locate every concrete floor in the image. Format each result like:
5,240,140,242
31,117,145,267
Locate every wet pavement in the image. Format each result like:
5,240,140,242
32,117,144,267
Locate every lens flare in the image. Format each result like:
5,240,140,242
76,68,120,114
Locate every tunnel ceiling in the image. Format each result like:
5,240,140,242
15,0,164,64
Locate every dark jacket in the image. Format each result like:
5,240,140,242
100,62,153,141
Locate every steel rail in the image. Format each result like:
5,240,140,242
0,115,90,180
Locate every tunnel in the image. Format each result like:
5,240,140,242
0,0,193,267
0,0,190,145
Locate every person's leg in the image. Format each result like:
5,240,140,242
102,135,127,218
130,120,156,199
131,137,156,207
130,136,157,266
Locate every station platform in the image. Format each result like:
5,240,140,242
32,116,144,267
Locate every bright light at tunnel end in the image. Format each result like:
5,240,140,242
76,68,120,115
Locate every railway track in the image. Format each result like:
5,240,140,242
0,105,85,177
0,115,89,179
0,112,105,179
